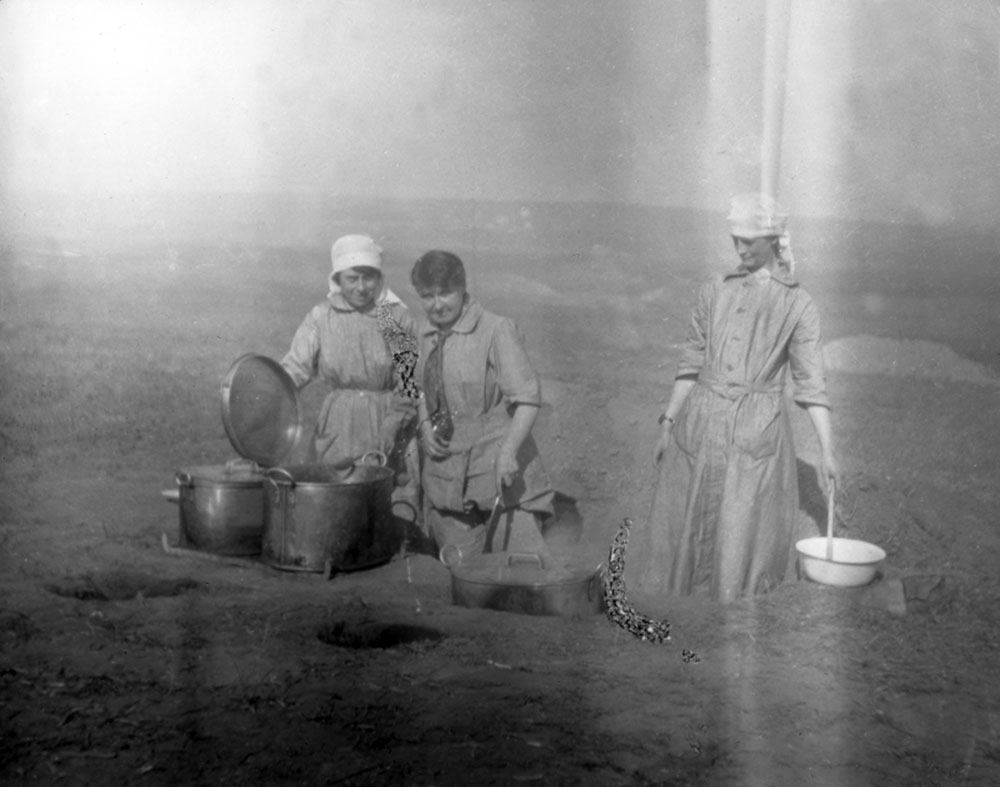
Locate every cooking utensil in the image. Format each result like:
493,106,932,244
795,487,886,587
438,500,500,568
262,451,400,575
825,486,835,561
483,494,504,551
174,458,266,556
171,354,302,556
449,551,605,617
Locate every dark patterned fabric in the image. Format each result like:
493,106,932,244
604,517,672,644
375,301,420,400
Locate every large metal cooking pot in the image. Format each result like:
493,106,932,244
262,452,400,575
174,459,265,556
171,354,301,556
450,552,606,617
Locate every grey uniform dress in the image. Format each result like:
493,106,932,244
626,265,830,603
281,293,417,468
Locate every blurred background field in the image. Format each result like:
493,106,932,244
2,195,998,539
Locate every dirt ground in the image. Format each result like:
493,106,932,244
2,238,1000,786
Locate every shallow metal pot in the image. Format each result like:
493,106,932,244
174,460,264,556
262,457,398,573
450,552,605,617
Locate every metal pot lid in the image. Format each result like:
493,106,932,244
176,461,264,488
450,551,602,588
220,354,302,467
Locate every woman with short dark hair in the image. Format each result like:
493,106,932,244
411,250,554,560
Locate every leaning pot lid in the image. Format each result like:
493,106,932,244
450,552,602,588
220,353,302,467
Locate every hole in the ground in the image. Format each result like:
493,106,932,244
45,570,200,601
317,621,446,650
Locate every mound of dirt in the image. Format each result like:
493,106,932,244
824,335,999,384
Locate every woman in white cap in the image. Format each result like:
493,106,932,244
281,234,419,487
625,194,838,603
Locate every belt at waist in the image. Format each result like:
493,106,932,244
331,387,390,397
697,370,784,400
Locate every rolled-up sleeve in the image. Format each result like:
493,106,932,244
676,279,714,377
788,296,830,408
491,318,542,406
280,307,321,389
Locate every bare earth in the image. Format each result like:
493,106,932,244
2,243,999,786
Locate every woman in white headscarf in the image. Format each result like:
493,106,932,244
625,194,838,603
281,234,419,485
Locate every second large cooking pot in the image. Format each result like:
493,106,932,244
262,454,400,575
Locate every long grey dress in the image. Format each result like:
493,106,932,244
626,265,830,603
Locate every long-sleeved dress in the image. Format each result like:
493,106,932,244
625,265,830,603
281,293,417,468
414,296,554,552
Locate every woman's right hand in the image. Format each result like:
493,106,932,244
420,420,450,459
653,422,673,465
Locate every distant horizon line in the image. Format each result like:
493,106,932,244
1,188,992,235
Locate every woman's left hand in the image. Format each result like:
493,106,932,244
821,451,839,496
495,446,519,492
805,404,839,496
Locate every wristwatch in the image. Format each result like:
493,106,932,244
658,413,675,426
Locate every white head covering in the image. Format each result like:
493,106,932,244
727,193,796,274
327,234,401,303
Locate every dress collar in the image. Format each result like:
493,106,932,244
724,264,798,288
327,291,378,314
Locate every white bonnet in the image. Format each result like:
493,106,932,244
331,234,383,275
727,193,789,239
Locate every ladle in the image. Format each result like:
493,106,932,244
825,486,835,561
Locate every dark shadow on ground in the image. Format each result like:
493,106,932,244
543,491,584,549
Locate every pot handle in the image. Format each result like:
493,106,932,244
224,457,261,475
359,450,387,467
506,552,545,569
265,467,296,487
439,544,463,568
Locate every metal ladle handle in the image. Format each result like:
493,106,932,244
825,486,835,561
506,552,544,569
265,467,296,488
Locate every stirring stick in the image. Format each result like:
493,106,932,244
825,485,835,561
404,553,422,614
